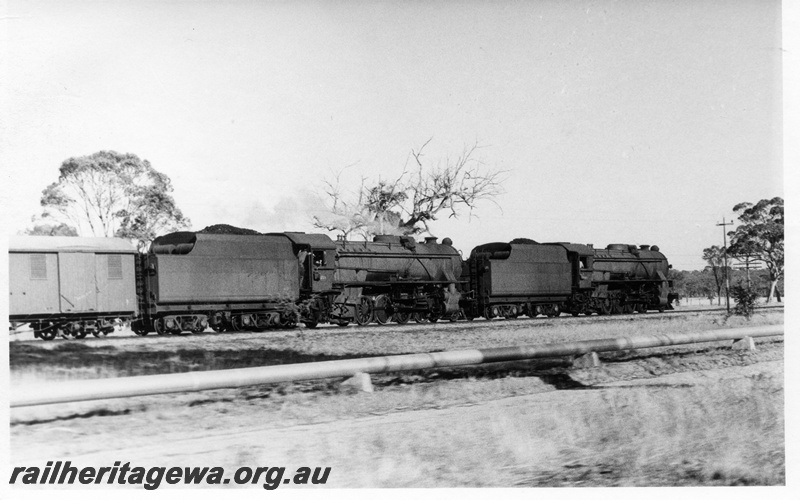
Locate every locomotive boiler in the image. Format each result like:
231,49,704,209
303,235,464,327
584,243,676,314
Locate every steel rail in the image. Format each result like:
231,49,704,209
10,324,782,408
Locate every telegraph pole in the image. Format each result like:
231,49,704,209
717,217,733,313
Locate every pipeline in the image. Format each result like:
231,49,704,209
10,324,782,408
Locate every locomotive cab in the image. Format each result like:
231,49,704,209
545,242,595,290
279,232,337,294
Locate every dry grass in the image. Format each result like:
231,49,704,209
273,363,784,487
10,343,784,487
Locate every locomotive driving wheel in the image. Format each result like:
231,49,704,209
354,297,374,326
393,311,411,324
373,295,393,325
427,304,442,323
597,298,612,316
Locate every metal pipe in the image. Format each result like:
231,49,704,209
10,324,782,408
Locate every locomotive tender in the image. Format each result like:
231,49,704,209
9,231,677,340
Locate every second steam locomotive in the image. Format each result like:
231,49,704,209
9,230,677,339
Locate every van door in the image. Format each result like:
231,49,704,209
58,252,97,312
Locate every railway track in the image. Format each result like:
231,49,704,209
10,324,783,407
8,304,784,344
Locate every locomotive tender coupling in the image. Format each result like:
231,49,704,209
9,231,677,340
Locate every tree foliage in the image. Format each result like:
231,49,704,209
37,151,190,249
727,197,784,302
729,282,759,319
702,245,727,305
313,140,505,239
25,223,79,236
670,267,781,303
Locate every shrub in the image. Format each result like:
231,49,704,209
729,283,759,319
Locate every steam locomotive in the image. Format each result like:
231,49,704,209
9,231,677,340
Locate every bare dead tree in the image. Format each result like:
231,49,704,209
399,139,505,234
311,167,370,239
313,140,506,239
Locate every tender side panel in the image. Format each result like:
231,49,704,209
58,252,98,313
153,237,299,304
8,252,60,317
489,245,571,297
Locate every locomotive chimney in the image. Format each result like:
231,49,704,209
424,236,438,244
639,245,650,250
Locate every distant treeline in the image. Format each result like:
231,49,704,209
669,268,783,302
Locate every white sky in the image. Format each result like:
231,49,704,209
1,0,787,270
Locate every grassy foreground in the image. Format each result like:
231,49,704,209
283,362,784,487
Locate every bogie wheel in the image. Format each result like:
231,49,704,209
132,321,149,336
154,318,169,335
413,312,427,324
354,297,374,326
611,300,623,315
622,303,635,314
303,321,319,329
373,295,392,325
597,299,612,316
230,315,244,332
210,320,228,332
280,314,297,329
393,312,411,325
37,322,57,341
